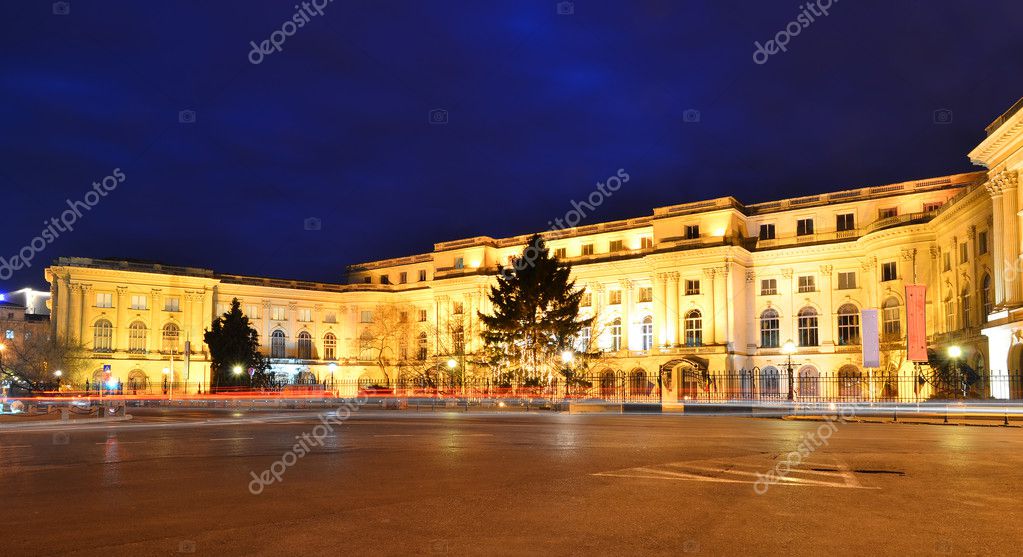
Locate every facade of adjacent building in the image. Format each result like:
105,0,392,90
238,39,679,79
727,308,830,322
43,98,1023,399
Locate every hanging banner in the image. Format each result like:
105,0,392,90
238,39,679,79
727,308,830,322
862,309,880,368
906,284,927,362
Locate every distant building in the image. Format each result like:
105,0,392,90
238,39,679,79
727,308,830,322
41,97,1023,400
0,300,51,348
1,288,51,316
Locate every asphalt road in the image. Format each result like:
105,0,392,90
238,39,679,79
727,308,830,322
1,407,1021,556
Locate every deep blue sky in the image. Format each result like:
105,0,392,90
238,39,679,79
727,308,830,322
3,0,1023,292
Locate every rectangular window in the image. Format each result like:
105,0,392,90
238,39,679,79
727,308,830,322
758,224,775,240
418,270,427,281
881,262,898,282
609,290,622,305
164,297,180,312
452,302,463,314
796,219,814,236
298,308,312,322
581,293,592,307
96,292,113,308
760,279,777,296
380,275,390,284
684,225,700,240
960,242,969,264
245,305,260,319
638,287,653,303
943,252,951,272
399,272,407,284
685,280,700,296
609,240,624,252
878,208,898,219
324,312,336,323
271,306,286,321
363,277,372,284
798,276,816,293
454,257,464,269
923,201,943,212
418,309,427,322
581,244,594,256
399,311,408,323
836,213,855,232
554,247,567,259
640,237,653,249
360,310,373,323
216,303,228,316
130,295,147,310
979,231,989,255
837,271,857,290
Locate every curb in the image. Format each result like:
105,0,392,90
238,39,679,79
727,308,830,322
0,415,133,430
781,415,1022,428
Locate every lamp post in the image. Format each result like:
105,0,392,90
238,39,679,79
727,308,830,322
328,362,337,395
782,340,797,401
948,345,963,399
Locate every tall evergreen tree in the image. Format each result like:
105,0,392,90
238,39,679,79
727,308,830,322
204,298,271,390
479,234,592,380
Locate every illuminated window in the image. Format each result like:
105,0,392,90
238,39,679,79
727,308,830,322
641,316,653,350
271,306,286,321
610,318,622,351
638,287,653,303
760,279,777,295
837,271,857,290
609,290,622,305
164,297,180,312
130,295,147,310
882,297,900,339
609,240,624,252
323,333,336,360
96,292,113,308
682,310,701,347
128,321,147,353
760,309,779,348
798,276,815,293
162,323,180,352
685,280,700,295
836,304,860,346
576,326,591,351
271,330,286,358
797,307,818,347
581,244,594,256
93,319,113,352
298,331,312,359
878,207,897,219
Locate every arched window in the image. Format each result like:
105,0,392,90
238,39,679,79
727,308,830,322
323,333,336,360
399,334,409,360
271,330,286,358
760,309,779,348
629,369,649,396
417,331,428,360
128,321,147,353
93,319,113,352
452,326,465,354
982,274,993,317
640,316,653,350
684,310,702,347
836,304,860,346
127,369,148,390
610,318,622,351
961,287,972,328
838,365,863,399
797,307,818,347
797,365,819,398
359,330,375,360
882,297,901,339
576,326,591,352
760,366,780,398
297,331,313,359
162,323,180,353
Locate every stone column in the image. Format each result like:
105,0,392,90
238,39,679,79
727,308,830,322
287,302,298,358
782,268,794,343
653,273,666,348
819,265,834,347
148,289,161,353
69,283,83,342
998,170,1021,305
704,268,717,345
988,182,1007,305
115,286,127,350
621,279,632,351
666,272,680,346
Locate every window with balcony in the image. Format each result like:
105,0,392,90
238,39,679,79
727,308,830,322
798,276,815,293
797,307,819,347
638,287,653,303
760,279,777,295
878,207,897,219
836,304,860,346
685,280,700,295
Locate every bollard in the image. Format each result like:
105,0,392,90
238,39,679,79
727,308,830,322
1005,413,1010,426
893,409,897,422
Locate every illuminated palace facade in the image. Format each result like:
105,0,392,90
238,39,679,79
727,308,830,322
45,99,1023,399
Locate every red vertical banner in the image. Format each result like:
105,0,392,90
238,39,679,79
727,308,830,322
906,285,927,362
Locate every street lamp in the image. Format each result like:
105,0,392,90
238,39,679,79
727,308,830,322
232,365,243,376
782,340,797,401
561,350,574,364
447,358,457,369
948,345,964,398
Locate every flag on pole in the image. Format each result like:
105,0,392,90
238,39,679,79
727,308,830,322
906,285,927,362
862,309,880,368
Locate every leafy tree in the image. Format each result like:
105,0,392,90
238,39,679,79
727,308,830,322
0,335,90,394
204,298,270,390
479,234,592,381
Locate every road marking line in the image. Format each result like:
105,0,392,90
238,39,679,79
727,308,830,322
0,445,32,449
94,441,145,444
374,434,413,437
209,437,254,441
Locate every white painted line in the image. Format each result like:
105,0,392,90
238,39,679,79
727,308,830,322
94,441,145,445
0,445,31,449
374,434,413,437
209,437,254,441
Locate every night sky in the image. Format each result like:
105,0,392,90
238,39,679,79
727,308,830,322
3,0,1023,293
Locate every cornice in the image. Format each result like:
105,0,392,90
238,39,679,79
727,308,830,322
969,103,1023,168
